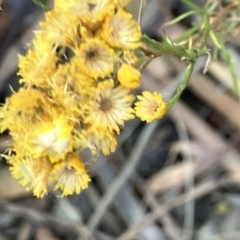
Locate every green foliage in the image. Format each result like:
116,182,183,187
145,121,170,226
32,0,50,11
164,10,196,26
213,32,240,100
166,62,195,110
141,35,207,62
140,0,240,108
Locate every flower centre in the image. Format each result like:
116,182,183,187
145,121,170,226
100,98,113,111
86,49,97,59
88,3,96,12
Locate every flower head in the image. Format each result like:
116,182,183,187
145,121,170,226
82,126,117,155
40,10,80,47
117,64,141,89
9,155,53,198
0,0,153,198
28,115,73,162
123,50,139,65
50,63,96,99
101,8,141,50
18,32,58,87
84,80,134,133
135,91,167,123
51,152,91,196
0,88,49,133
75,38,114,79
54,0,116,29
49,88,83,123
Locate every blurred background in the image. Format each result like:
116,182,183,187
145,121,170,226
1,0,240,239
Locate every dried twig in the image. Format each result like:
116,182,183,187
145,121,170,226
87,120,159,231
170,112,195,240
94,152,164,239
117,177,236,240
138,177,181,240
0,201,96,240
138,0,145,26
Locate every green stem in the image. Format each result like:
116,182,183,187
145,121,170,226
33,0,50,11
166,61,195,110
221,44,240,101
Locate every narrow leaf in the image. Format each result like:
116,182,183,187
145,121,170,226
177,25,199,42
165,10,196,26
210,31,223,49
33,0,50,11
182,0,205,13
167,61,195,110
207,3,218,14
222,45,240,100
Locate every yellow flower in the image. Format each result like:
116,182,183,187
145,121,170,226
49,63,75,89
75,38,114,79
82,126,117,155
123,50,139,65
72,128,89,151
48,79,84,124
73,73,96,99
40,10,80,47
84,79,134,134
0,88,49,133
50,63,96,97
135,91,167,123
51,152,91,196
49,87,83,123
1,0,148,199
54,0,116,29
18,32,58,87
28,115,73,162
50,62,96,100
101,8,141,50
117,64,141,89
9,155,53,198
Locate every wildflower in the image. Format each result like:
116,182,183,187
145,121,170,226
0,88,49,133
72,73,96,99
18,32,58,87
82,126,117,155
54,0,116,29
101,8,141,50
72,129,89,151
49,87,83,123
135,91,167,123
77,0,116,29
49,63,75,89
28,115,73,162
9,155,53,198
123,50,139,65
40,10,80,47
84,80,135,134
51,152,91,196
0,0,169,198
50,63,96,98
117,64,141,89
75,38,114,79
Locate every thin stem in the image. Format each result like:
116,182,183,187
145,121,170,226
33,0,50,10
138,0,145,26
166,61,195,110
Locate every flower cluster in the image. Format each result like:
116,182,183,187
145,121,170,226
0,0,167,197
